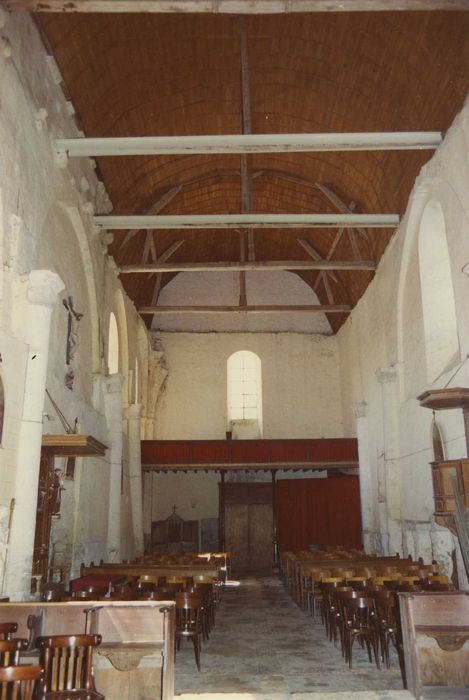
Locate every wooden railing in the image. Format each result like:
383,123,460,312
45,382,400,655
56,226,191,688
141,438,358,471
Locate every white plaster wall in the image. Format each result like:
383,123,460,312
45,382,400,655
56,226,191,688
0,13,150,590
337,98,469,586
154,332,343,439
153,270,332,334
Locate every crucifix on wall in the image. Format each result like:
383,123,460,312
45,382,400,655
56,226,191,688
62,296,83,390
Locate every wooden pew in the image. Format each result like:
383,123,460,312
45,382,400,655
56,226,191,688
0,600,175,700
399,592,469,699
81,562,220,581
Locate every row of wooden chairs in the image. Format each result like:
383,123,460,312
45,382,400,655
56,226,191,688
0,623,104,699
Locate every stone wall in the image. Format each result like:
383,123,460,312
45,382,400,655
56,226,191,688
337,98,469,587
0,12,151,596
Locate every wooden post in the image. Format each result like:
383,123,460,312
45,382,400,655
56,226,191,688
271,469,279,569
219,470,226,552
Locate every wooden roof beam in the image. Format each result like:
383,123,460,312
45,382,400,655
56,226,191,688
139,304,351,314
57,132,442,157
94,213,399,229
121,259,375,273
9,1,468,12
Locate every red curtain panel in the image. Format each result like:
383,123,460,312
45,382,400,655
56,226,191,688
276,476,362,551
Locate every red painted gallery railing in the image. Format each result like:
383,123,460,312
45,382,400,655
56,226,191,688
141,438,358,469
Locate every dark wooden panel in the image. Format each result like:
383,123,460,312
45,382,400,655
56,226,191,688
191,441,228,463
270,440,309,462
141,438,359,467
224,482,272,505
276,476,361,550
230,441,271,463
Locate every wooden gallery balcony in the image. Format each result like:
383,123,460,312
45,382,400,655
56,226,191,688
141,438,359,473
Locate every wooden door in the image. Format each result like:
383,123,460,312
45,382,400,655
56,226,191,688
224,483,273,574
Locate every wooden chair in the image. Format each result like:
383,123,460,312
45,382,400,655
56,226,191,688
341,597,380,669
36,634,104,699
370,591,398,668
0,624,18,641
0,664,43,700
188,583,215,639
0,639,28,667
175,593,203,671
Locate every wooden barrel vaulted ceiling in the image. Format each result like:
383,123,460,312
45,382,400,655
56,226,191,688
37,10,469,332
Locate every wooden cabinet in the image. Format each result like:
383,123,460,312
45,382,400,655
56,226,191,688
151,510,198,554
431,459,469,515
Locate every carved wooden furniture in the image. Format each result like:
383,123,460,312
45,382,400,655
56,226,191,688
0,601,175,700
399,591,469,699
151,509,198,555
0,664,43,700
37,634,104,699
418,388,469,534
33,435,107,589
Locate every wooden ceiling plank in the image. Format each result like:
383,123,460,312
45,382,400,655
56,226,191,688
142,231,152,264
240,17,255,272
148,240,185,323
118,184,182,251
95,213,399,229
296,238,339,283
121,260,375,273
322,272,334,304
57,132,442,157
315,183,369,240
140,304,351,314
347,228,361,260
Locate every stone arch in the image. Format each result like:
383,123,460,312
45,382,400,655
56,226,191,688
418,199,459,382
0,371,5,445
57,204,101,375
108,312,119,375
114,288,129,402
396,186,428,400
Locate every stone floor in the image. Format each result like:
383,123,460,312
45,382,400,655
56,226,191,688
175,576,408,698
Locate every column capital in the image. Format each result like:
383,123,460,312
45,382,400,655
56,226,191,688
376,366,398,384
27,270,65,307
126,403,143,420
353,401,368,419
105,373,124,394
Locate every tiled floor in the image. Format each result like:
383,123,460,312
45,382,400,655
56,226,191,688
174,577,406,697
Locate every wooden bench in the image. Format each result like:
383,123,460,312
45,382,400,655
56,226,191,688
399,592,469,699
0,600,175,700
81,563,220,581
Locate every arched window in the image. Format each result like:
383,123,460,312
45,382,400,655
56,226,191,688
108,312,119,375
418,199,459,381
227,351,262,438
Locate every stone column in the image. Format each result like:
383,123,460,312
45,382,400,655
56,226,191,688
5,270,64,599
377,367,403,556
104,374,124,561
353,401,376,553
126,403,144,557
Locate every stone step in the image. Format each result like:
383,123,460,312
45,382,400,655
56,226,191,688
177,692,413,699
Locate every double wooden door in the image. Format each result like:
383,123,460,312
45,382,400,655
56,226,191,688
224,483,273,574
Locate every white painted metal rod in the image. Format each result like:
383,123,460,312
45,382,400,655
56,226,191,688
7,0,469,13
57,132,442,156
120,260,375,273
94,213,399,229
139,304,351,314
